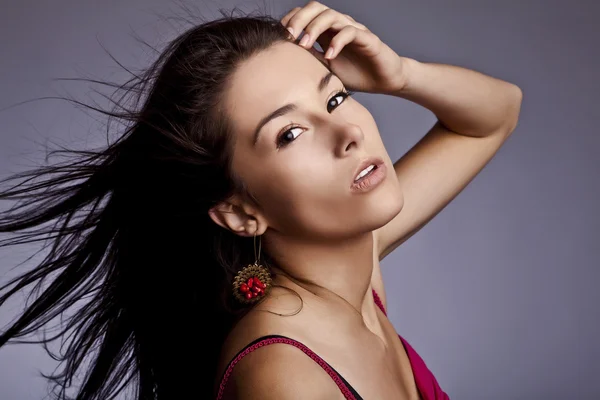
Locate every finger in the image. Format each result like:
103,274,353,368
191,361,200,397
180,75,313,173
349,21,369,32
325,25,377,59
300,8,352,50
280,7,301,33
311,19,367,53
342,13,369,31
308,46,328,66
285,1,329,41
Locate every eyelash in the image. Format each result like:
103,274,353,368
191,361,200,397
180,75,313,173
275,89,355,149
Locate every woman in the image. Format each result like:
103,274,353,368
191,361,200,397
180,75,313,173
0,2,522,399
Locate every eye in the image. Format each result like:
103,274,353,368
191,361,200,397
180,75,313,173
276,126,303,148
276,89,355,149
327,89,354,112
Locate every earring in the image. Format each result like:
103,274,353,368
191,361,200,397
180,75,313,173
232,233,272,304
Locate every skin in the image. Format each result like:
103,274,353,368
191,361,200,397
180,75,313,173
209,41,415,399
209,3,522,398
213,39,402,306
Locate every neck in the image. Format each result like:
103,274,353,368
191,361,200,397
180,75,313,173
263,230,376,314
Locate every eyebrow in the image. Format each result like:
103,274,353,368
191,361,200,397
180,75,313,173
252,69,336,147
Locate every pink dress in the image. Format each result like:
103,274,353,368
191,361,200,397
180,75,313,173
216,289,450,399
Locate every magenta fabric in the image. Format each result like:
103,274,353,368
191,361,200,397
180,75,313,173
373,290,450,399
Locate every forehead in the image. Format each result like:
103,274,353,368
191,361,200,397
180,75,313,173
224,41,331,140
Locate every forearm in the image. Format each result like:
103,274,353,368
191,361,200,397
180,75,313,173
389,57,523,137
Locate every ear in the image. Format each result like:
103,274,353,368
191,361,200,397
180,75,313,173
208,197,268,237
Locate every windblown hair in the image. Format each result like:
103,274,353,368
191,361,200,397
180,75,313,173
0,8,294,400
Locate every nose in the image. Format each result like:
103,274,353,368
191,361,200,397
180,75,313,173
333,121,364,158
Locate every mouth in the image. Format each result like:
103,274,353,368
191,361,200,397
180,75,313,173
350,157,387,193
353,157,384,183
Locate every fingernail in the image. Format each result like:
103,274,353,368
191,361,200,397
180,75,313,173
299,34,310,47
286,26,294,38
325,47,334,59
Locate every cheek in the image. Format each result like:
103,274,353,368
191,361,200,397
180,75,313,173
252,161,325,208
248,159,344,232
251,179,306,233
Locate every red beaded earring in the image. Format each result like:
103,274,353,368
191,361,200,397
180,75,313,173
232,233,272,304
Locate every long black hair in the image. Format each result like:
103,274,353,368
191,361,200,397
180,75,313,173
0,8,293,400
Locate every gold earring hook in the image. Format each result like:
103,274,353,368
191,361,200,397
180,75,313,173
254,233,261,265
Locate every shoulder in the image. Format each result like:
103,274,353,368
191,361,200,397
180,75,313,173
215,293,345,399
223,339,343,399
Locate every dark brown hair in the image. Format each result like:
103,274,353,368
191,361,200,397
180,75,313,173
0,8,294,400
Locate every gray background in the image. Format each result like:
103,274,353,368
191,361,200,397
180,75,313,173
1,0,598,399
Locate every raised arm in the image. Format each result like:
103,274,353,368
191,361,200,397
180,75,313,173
375,57,523,259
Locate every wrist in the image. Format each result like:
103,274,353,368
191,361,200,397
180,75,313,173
385,56,420,96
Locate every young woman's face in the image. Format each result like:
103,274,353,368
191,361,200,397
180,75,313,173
224,41,403,240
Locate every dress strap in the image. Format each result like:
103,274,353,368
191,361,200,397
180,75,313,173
216,290,386,399
372,288,387,315
215,334,360,400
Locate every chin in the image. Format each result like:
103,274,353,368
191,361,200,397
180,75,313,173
361,186,404,233
379,192,404,226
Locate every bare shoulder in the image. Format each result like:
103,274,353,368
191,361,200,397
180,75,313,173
223,340,344,399
215,290,345,399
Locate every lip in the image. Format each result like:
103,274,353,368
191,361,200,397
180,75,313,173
350,157,387,193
